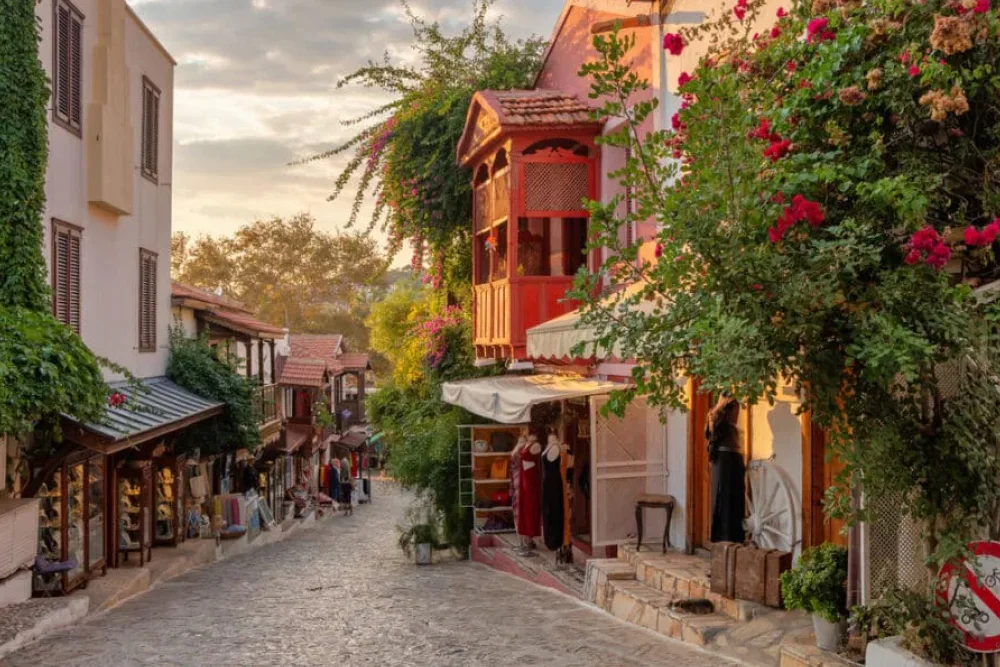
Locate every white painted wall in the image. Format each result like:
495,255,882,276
750,400,805,556
37,0,175,382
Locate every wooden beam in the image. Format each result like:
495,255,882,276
258,338,265,384
801,408,814,549
591,14,654,35
685,378,697,554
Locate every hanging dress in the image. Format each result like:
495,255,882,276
516,445,541,538
708,422,746,544
541,451,565,551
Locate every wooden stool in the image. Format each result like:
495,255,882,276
635,494,676,554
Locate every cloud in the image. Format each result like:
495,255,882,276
131,0,566,263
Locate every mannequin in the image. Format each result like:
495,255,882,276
511,431,542,551
541,433,568,553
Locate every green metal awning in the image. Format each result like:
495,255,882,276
62,377,224,454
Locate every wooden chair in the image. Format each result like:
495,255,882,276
635,494,676,554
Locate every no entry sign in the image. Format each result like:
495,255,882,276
938,541,1000,653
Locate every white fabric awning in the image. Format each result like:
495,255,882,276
527,281,659,361
441,374,626,424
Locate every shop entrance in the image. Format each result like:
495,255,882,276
589,395,667,549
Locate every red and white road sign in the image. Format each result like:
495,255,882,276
938,541,1000,653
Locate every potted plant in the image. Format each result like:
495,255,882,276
780,543,849,651
397,503,440,565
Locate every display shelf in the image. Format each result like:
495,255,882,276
473,506,513,512
474,479,510,485
471,451,512,458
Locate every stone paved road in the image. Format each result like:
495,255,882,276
2,481,733,667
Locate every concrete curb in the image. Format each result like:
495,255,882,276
0,597,88,661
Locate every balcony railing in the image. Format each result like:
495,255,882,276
473,276,577,354
254,384,279,425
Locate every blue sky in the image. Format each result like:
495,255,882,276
130,0,565,254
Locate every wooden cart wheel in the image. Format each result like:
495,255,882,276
744,458,799,552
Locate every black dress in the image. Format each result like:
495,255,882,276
541,453,565,551
707,423,746,544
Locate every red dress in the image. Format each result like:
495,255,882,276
515,446,541,538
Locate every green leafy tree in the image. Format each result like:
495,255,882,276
167,330,261,456
172,214,389,348
576,1,1000,645
301,0,544,289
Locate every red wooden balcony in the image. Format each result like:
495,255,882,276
457,89,602,360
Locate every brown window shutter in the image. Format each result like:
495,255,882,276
52,220,81,334
151,92,159,179
69,14,82,127
56,5,71,122
141,79,160,181
68,232,81,333
139,249,157,351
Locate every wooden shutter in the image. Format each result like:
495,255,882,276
141,78,161,182
139,249,157,351
52,220,82,333
53,0,83,133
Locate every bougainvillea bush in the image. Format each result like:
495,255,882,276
577,0,1000,646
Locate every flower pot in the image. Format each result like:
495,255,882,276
812,614,846,652
415,543,432,566
865,637,937,667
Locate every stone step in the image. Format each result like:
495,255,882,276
623,542,763,622
602,576,738,647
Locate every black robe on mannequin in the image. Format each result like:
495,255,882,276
707,422,746,544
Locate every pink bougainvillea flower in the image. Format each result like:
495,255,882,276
908,65,922,77
792,195,825,226
974,0,990,13
764,139,793,162
965,219,1000,247
899,51,911,64
749,118,780,142
654,243,664,258
678,72,693,88
786,60,798,73
108,392,127,408
927,243,952,269
663,33,685,55
752,283,764,291
807,17,834,43
906,226,952,269
777,7,788,17
771,26,783,39
671,112,686,132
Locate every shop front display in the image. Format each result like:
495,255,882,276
467,425,519,535
153,457,185,546
115,462,152,567
33,450,107,595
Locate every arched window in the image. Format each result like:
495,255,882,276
492,148,509,174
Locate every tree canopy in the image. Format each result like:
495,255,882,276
302,0,545,288
578,1,1000,643
172,214,390,349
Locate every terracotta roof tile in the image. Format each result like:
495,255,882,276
202,310,285,338
330,353,371,374
480,90,595,128
290,335,344,360
171,281,251,314
277,358,328,388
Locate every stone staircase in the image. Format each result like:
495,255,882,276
584,543,814,666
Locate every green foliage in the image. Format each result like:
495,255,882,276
0,0,52,312
577,0,1000,572
0,308,109,438
171,214,389,348
396,499,442,557
302,0,544,281
166,329,261,456
780,544,849,623
851,587,971,666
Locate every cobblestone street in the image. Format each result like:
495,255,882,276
2,481,732,667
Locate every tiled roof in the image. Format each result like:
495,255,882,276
290,334,344,360
171,281,250,314
64,377,223,452
330,353,371,374
280,424,312,454
202,310,285,338
277,358,328,388
479,90,595,127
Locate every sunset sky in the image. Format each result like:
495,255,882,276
130,0,565,260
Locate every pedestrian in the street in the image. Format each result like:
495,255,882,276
330,458,342,512
706,396,746,544
340,457,354,516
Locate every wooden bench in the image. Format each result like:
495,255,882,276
635,493,676,554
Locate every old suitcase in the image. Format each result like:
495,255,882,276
734,545,772,604
710,541,740,598
765,550,794,608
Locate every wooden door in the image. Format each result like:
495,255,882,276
804,421,848,548
689,384,713,551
